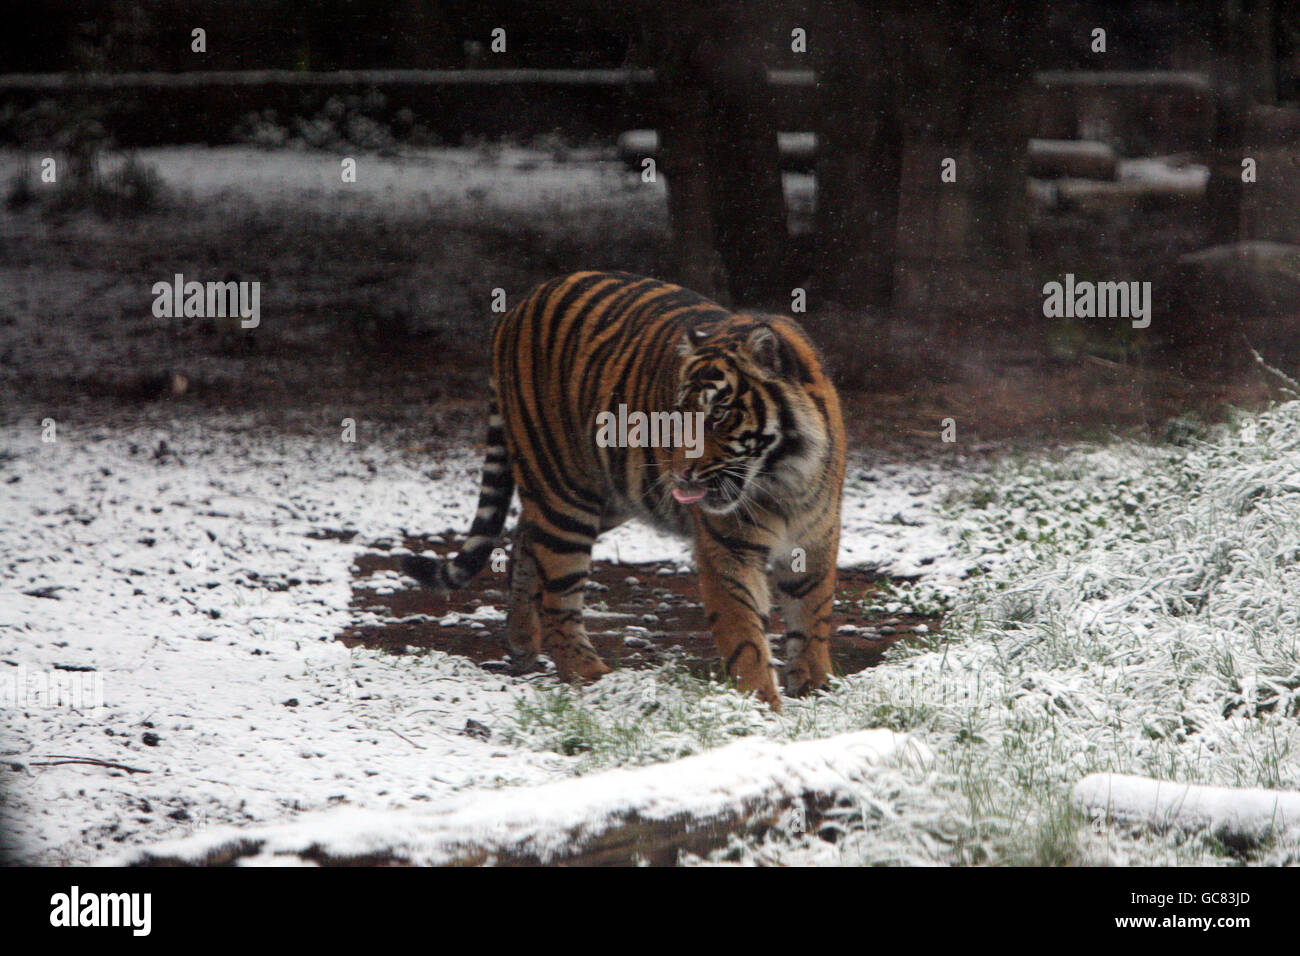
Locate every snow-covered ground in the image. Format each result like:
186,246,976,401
0,411,966,864
7,401,1300,866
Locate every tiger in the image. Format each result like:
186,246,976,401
402,271,845,711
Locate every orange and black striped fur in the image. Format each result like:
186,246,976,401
403,271,845,710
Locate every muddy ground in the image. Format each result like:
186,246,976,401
342,536,936,681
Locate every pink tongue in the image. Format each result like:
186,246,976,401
672,487,707,504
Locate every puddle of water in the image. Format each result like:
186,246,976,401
337,535,940,682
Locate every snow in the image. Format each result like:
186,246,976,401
0,412,967,864
0,416,564,864
77,145,655,220
9,361,1300,866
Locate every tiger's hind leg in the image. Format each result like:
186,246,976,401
504,522,542,673
521,503,612,683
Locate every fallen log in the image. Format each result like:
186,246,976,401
115,730,931,866
1042,173,1206,211
1072,773,1300,849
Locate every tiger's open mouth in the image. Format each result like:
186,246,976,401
671,469,749,514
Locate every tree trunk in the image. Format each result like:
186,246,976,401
891,4,1037,328
656,64,732,303
812,1,903,308
646,3,790,305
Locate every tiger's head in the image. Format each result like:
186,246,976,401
669,318,832,517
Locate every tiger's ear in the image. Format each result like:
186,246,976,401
745,323,791,375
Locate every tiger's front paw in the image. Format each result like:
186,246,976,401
732,666,783,712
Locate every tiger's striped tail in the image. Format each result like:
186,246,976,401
401,397,514,593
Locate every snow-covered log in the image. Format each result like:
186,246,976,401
1072,773,1300,847
114,730,931,867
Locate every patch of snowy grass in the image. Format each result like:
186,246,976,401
505,666,771,771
